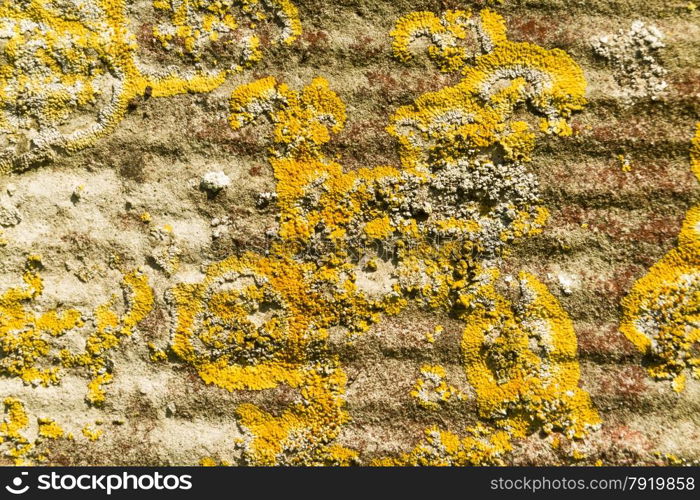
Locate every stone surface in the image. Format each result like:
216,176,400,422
0,0,698,466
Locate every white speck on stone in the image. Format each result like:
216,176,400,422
0,203,21,227
72,185,85,201
6,184,16,196
200,171,231,193
556,272,578,295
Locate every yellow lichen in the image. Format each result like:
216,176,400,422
0,398,66,464
461,269,600,439
37,418,64,440
62,270,154,404
221,7,594,464
374,425,512,466
0,257,153,406
236,364,356,465
0,259,83,386
620,124,700,392
152,0,301,72
0,4,598,466
0,397,32,464
425,325,443,344
0,0,302,172
618,154,633,172
410,364,460,409
81,424,103,441
388,9,586,169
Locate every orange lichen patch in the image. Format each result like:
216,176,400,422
0,0,301,172
390,9,508,72
374,424,512,466
0,260,153,404
86,373,114,405
461,270,600,440
410,364,461,409
391,10,477,73
81,424,103,441
389,9,587,169
236,363,356,465
230,76,394,254
229,76,346,161
222,6,593,464
0,0,139,171
0,398,66,465
0,258,83,386
620,124,700,392
167,251,361,464
618,154,633,173
620,246,699,392
37,417,64,440
170,253,322,389
364,215,393,240
0,397,32,465
148,342,168,362
152,0,301,71
229,76,547,263
199,456,232,466
425,325,444,343
62,270,154,404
